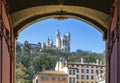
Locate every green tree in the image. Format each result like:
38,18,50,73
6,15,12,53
16,41,22,64
21,41,32,68
16,64,30,83
16,41,105,82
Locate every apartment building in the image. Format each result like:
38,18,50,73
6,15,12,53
68,59,106,83
33,71,68,83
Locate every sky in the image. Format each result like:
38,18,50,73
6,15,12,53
17,18,105,53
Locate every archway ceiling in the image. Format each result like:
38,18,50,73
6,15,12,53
7,0,114,38
8,0,113,14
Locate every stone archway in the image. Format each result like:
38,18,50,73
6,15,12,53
11,5,109,39
11,5,109,83
1,0,120,83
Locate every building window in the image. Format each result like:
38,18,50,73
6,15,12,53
96,70,98,73
69,78,72,83
101,70,103,74
76,75,79,79
52,77,55,80
86,75,89,80
101,66,103,69
58,77,62,80
69,78,75,83
100,74,102,78
72,64,74,67
69,70,72,75
58,77,61,81
41,77,44,80
58,77,67,81
69,70,75,75
73,78,75,83
81,81,84,83
77,64,79,67
96,66,98,68
91,70,94,73
45,77,49,80
81,65,84,68
86,69,89,73
76,69,79,73
86,82,89,83
73,70,75,75
91,82,94,83
81,69,84,73
86,66,89,68
62,77,66,80
81,75,84,79
91,66,94,68
91,75,94,79
36,79,38,83
76,81,79,83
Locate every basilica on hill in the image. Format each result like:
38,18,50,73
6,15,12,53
30,30,71,52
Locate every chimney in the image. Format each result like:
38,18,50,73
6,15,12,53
96,59,99,65
100,60,102,65
81,57,84,64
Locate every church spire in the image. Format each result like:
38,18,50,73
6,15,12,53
56,29,60,38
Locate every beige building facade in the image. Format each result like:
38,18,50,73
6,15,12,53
68,62,106,83
33,71,68,83
33,56,69,83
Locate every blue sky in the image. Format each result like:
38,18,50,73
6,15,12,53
17,18,105,53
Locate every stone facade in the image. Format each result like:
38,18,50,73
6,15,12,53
30,30,70,52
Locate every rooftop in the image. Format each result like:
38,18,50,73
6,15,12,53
68,62,106,66
36,70,68,75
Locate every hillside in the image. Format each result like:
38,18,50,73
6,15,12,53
16,41,105,83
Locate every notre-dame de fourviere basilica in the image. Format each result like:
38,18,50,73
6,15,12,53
30,30,71,52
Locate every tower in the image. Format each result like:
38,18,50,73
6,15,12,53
66,32,70,41
55,56,68,74
39,30,70,52
47,37,50,47
61,32,71,52
66,32,71,52
56,29,61,49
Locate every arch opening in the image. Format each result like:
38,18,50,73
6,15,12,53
15,17,106,83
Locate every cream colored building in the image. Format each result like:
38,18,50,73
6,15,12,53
33,56,69,83
33,71,68,83
68,58,106,83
